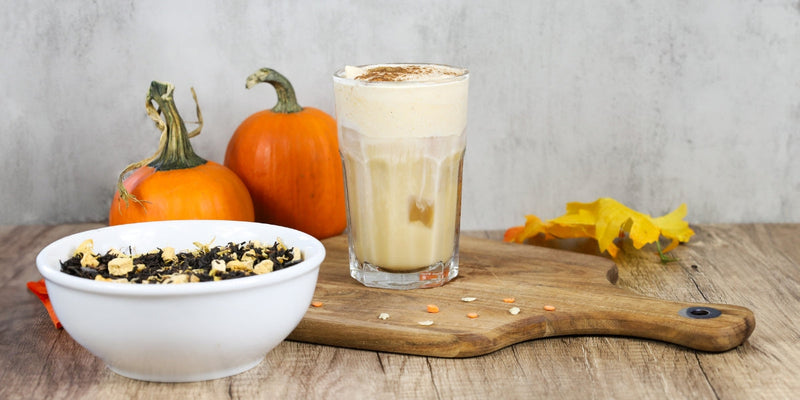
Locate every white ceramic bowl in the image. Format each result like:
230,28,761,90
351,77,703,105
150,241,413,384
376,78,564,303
36,220,325,382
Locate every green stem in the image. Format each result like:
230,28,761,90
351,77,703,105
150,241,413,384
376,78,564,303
146,81,207,171
656,240,678,264
245,68,303,113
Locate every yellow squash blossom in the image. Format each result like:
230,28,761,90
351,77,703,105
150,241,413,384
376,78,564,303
504,198,694,259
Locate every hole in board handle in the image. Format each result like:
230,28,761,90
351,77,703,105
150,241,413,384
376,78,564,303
678,306,722,319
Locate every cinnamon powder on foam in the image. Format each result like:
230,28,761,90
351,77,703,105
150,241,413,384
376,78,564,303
351,65,460,82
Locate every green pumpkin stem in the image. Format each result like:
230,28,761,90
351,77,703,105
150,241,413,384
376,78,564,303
115,81,206,207
146,81,207,170
246,68,303,113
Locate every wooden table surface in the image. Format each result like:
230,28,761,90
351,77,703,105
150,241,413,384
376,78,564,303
1,223,798,399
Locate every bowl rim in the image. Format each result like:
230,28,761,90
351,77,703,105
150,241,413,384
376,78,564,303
35,220,326,296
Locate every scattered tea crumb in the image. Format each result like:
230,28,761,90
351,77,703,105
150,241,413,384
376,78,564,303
503,297,516,303
378,313,390,320
509,307,521,315
467,312,479,319
461,297,477,302
543,305,556,311
311,301,324,308
418,320,434,326
426,304,440,313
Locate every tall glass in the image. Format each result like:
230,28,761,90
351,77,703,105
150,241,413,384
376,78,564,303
333,64,469,289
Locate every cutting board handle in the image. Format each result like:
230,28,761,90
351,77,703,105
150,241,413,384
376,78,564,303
556,297,756,352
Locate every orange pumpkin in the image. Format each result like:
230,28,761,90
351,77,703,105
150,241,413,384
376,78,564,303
224,68,346,239
109,81,254,225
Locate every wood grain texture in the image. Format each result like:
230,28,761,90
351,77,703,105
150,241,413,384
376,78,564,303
1,223,798,399
289,235,754,356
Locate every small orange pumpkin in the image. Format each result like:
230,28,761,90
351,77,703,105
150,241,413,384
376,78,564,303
224,68,346,239
109,81,254,225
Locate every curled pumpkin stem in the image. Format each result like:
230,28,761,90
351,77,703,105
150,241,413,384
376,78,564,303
245,68,303,114
115,84,204,208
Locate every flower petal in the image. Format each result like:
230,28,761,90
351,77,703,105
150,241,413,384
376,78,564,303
505,198,693,259
504,215,548,243
654,203,695,246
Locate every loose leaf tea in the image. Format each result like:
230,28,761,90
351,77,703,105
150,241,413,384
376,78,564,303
60,238,303,284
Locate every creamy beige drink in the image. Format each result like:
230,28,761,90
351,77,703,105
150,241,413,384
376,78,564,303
333,64,468,289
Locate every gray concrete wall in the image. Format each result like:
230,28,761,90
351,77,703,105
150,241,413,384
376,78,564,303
2,0,798,229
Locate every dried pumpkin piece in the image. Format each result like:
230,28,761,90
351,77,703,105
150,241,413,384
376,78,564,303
80,252,100,268
161,247,177,262
73,239,95,257
210,259,226,275
243,249,258,258
253,259,274,274
108,257,134,276
109,248,128,258
226,259,253,271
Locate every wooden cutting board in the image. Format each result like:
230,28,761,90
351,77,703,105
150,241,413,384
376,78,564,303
288,235,755,357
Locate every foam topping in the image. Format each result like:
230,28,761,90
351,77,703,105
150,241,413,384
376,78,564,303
344,64,465,82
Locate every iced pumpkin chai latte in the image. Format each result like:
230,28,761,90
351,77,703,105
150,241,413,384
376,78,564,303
333,64,468,289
